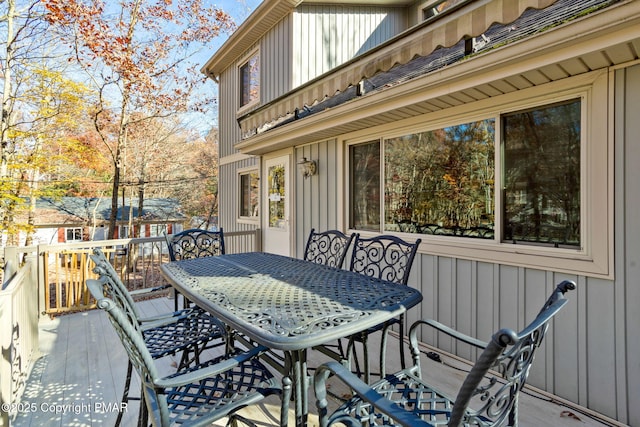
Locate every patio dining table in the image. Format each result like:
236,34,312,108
160,251,423,427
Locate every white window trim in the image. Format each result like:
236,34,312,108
237,48,260,115
344,70,613,279
65,227,83,242
237,166,260,225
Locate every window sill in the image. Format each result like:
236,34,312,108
237,217,259,225
351,230,612,279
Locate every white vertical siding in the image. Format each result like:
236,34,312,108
217,61,260,233
217,4,408,156
213,7,640,423
407,259,594,407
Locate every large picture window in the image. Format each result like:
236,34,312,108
384,119,495,238
349,99,581,249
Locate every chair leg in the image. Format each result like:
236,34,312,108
280,376,292,427
116,361,134,427
137,393,148,427
177,339,207,371
379,318,405,378
344,336,361,377
335,338,347,359
361,332,371,384
398,316,406,370
380,324,390,379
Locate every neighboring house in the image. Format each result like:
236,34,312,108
202,0,639,424
21,197,186,245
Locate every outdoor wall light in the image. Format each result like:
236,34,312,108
298,157,317,178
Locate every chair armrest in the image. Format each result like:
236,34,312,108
138,308,195,329
129,284,172,297
411,319,488,349
314,361,434,427
155,345,269,388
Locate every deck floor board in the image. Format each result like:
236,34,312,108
11,297,618,427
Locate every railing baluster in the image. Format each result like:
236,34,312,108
25,230,260,315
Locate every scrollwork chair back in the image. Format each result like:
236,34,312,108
303,228,355,268
167,228,225,261
349,234,421,285
346,234,422,379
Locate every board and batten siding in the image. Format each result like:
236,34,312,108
217,60,259,235
218,159,258,233
219,4,407,125
292,4,407,88
294,140,343,254
291,65,640,425
216,4,407,158
261,14,294,103
615,63,640,427
218,59,245,158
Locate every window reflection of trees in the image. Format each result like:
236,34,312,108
350,141,380,231
240,53,259,107
503,100,580,247
350,100,581,247
240,172,259,218
384,119,495,238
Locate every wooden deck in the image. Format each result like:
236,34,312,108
11,297,620,427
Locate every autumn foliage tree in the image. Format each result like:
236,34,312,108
43,0,233,238
0,0,100,243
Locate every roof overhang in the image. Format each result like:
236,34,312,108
201,0,416,79
236,0,559,139
236,0,640,155
201,0,301,79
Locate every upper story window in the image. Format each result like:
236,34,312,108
422,0,458,21
239,50,260,109
346,70,612,278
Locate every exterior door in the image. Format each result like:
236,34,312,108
263,154,291,255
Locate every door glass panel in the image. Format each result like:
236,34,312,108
268,163,286,229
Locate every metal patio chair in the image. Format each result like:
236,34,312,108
315,280,576,427
165,228,225,309
90,249,227,426
305,228,356,367
303,228,355,268
346,234,422,382
167,228,225,260
86,277,291,427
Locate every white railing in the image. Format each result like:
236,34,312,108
0,255,39,427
